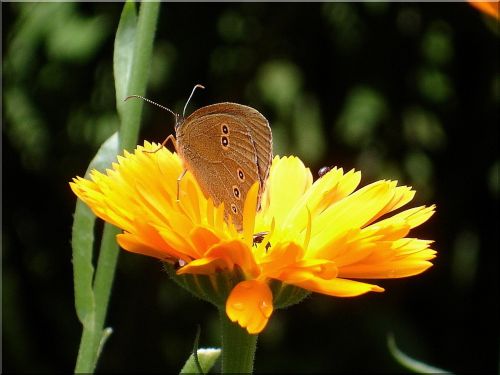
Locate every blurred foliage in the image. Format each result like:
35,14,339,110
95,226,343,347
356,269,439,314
2,2,498,374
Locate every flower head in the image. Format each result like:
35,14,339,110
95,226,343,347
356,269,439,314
468,1,500,20
70,142,436,334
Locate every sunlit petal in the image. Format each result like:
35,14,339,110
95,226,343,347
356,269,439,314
226,280,273,334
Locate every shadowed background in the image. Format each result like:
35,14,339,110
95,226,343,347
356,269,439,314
3,2,499,373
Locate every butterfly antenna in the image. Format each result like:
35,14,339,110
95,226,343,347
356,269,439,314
124,95,178,120
183,84,205,118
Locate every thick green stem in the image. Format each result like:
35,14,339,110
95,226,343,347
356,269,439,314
220,309,258,374
74,223,121,374
92,224,121,339
74,317,97,373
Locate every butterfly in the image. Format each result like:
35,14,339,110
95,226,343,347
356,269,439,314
127,85,273,231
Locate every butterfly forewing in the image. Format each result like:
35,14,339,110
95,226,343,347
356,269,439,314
183,103,273,188
176,103,272,230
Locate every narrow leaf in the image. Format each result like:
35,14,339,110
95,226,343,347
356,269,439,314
114,0,138,115
86,131,120,175
71,200,96,326
72,132,120,325
116,0,160,151
193,326,203,374
387,333,453,374
97,327,114,358
180,348,221,374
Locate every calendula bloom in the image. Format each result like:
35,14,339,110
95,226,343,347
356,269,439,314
468,0,500,20
70,142,436,334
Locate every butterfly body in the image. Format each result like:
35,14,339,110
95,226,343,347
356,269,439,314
175,102,272,230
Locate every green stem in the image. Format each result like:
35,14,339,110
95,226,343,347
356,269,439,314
220,309,258,374
74,317,97,373
92,223,121,341
74,226,121,374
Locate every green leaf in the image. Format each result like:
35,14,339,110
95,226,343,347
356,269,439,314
97,327,114,358
71,131,120,326
192,325,204,374
114,0,160,151
114,0,137,115
71,200,97,326
86,131,120,175
387,333,453,374
180,348,221,374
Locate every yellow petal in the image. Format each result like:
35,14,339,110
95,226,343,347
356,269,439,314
260,156,312,227
308,181,395,257
365,184,416,226
242,182,260,247
375,205,436,229
269,167,362,244
337,236,436,278
339,257,435,279
302,167,361,217
292,276,384,297
226,280,274,334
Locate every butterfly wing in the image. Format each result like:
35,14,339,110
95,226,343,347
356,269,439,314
176,103,272,230
182,103,273,191
216,103,273,191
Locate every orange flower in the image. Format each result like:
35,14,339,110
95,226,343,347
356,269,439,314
70,142,436,334
468,1,499,20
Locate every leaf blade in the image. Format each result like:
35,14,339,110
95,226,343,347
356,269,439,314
180,348,222,374
114,0,138,115
387,333,453,374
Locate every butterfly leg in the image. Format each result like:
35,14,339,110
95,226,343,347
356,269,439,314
176,169,188,202
144,134,177,154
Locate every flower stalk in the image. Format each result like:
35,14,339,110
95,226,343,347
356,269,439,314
220,309,258,374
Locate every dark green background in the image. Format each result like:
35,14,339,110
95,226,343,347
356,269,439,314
3,2,499,373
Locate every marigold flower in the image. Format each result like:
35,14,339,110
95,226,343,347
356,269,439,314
70,142,436,334
468,1,499,20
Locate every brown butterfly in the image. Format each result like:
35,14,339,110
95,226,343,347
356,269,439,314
126,85,273,231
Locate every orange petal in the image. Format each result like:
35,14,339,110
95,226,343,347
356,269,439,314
468,1,500,20
226,280,274,334
177,240,259,277
292,276,384,297
189,226,223,257
277,259,338,283
117,233,186,262
259,242,338,283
